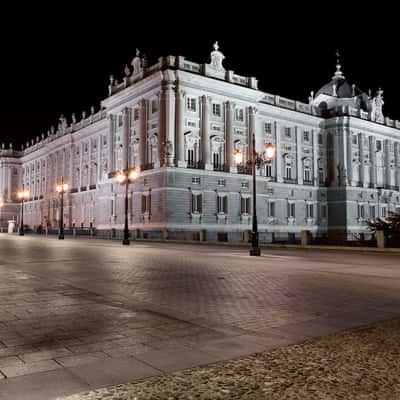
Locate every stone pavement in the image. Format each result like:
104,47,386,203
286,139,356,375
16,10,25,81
0,234,400,399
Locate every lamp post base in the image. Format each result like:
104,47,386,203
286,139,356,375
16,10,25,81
122,238,130,245
249,247,261,256
19,231,24,236
58,235,64,240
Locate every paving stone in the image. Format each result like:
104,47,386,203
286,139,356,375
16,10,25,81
19,348,73,363
0,359,62,378
55,352,110,367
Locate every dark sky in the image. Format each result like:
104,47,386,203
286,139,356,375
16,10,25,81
1,5,398,148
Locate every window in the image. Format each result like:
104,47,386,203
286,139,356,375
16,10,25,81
213,152,220,167
187,120,197,128
266,163,272,177
320,204,327,218
352,135,358,145
357,204,365,219
370,205,376,219
241,181,249,189
186,97,197,112
285,165,292,180
212,103,221,117
376,140,382,151
118,116,123,127
306,204,314,218
217,179,226,186
217,195,228,214
192,177,200,184
235,108,244,121
288,203,296,218
103,137,107,146
284,127,291,138
318,134,323,145
268,201,275,217
241,197,250,214
191,193,202,213
187,149,195,165
303,131,310,142
141,194,151,214
151,99,158,113
381,206,387,218
318,168,325,184
264,123,272,135
304,169,311,182
133,108,140,121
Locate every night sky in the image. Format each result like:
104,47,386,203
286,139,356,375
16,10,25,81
1,5,398,148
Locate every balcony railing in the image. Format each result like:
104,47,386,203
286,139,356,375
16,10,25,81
141,163,154,171
303,180,313,186
70,188,78,193
80,186,87,192
384,184,399,191
284,178,297,184
237,165,252,175
213,163,230,172
187,161,204,170
89,184,97,190
266,176,277,182
368,183,375,188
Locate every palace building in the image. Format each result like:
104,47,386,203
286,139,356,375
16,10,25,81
1,44,399,241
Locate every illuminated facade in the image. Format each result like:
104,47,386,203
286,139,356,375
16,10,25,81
1,44,400,241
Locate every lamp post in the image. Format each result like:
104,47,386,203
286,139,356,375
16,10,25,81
114,168,138,245
235,135,276,256
56,177,69,240
17,186,30,236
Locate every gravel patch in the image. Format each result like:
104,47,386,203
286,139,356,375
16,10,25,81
59,319,400,399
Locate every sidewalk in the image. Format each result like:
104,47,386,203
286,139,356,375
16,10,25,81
59,318,400,400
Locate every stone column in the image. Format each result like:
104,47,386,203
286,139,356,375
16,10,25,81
247,107,256,162
395,143,400,188
108,114,115,175
225,101,234,172
122,108,130,170
139,99,148,170
346,131,353,185
358,133,365,187
7,166,12,201
384,140,391,186
165,83,176,167
313,129,318,186
370,137,376,187
69,145,74,188
275,121,283,183
157,92,164,168
296,126,302,185
88,140,92,186
97,136,102,183
175,88,186,167
202,96,211,170
79,143,83,189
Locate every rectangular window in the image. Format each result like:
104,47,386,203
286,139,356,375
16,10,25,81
318,133,323,145
151,100,158,114
235,108,244,121
268,201,275,217
352,135,358,145
306,204,314,218
213,153,220,167
264,122,272,134
212,103,221,117
376,140,382,151
187,149,195,164
288,203,296,218
186,97,197,112
192,177,200,184
217,179,226,186
370,205,376,219
284,127,291,138
318,168,324,184
191,193,202,213
118,115,123,127
241,181,249,189
285,165,292,180
304,169,311,182
266,163,272,177
320,204,327,218
381,206,387,218
141,194,151,213
133,108,140,121
217,195,228,214
241,197,250,214
303,131,310,142
357,204,365,219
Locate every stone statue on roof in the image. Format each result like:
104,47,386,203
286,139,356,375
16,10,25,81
210,41,225,71
370,88,384,123
131,48,142,76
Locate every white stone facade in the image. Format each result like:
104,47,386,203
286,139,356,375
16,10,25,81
1,45,400,241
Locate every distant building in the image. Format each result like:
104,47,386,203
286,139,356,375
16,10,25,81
1,44,399,241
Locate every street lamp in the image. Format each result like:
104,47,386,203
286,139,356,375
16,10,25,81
114,168,138,245
17,186,30,236
235,135,276,256
56,176,69,240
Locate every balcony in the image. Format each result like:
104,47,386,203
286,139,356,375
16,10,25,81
303,180,313,186
368,183,375,188
355,181,363,187
384,184,399,191
89,184,97,190
237,165,252,175
284,178,297,184
80,186,87,192
141,163,154,171
213,163,230,172
187,161,204,170
266,176,277,182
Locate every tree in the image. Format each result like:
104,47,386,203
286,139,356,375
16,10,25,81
368,211,400,247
